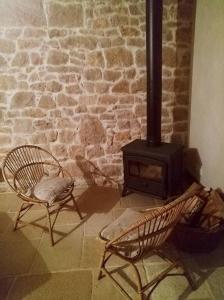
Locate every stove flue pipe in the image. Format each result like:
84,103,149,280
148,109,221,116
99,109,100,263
146,0,163,146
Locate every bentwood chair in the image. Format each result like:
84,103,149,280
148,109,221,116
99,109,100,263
2,145,83,246
98,194,199,299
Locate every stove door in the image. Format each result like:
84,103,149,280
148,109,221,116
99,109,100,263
123,155,167,198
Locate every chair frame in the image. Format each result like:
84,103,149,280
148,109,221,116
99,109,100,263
98,196,197,300
2,145,83,246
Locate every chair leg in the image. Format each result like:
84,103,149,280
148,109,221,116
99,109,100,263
98,248,107,280
71,194,83,220
129,262,144,300
14,202,33,231
45,207,54,246
14,203,26,230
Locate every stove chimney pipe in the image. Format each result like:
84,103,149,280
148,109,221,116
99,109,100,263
146,0,163,146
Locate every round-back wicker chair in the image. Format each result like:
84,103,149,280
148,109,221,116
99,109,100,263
2,145,83,246
98,195,199,299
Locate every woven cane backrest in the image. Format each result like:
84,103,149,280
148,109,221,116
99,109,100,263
109,196,195,259
2,145,61,193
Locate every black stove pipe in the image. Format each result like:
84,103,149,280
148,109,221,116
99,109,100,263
146,0,163,146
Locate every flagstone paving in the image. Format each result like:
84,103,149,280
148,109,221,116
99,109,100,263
0,185,223,300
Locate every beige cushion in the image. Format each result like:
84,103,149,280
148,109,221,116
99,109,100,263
32,176,73,204
100,208,143,241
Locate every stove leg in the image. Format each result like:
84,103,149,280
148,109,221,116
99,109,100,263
122,185,129,197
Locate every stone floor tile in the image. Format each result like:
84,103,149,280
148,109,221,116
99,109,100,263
0,276,15,299
92,264,147,300
0,212,15,238
30,224,83,273
206,266,224,300
120,192,163,208
79,185,120,215
84,211,114,236
0,193,20,213
8,270,92,300
80,236,104,269
1,210,47,242
144,263,214,300
0,240,41,276
51,205,83,226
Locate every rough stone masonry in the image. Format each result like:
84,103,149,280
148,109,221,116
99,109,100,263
0,0,195,188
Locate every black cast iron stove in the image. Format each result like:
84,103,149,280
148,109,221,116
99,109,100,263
122,0,183,199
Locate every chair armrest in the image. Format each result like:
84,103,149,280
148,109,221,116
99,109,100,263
139,206,164,213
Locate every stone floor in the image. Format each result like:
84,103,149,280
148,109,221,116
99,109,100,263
0,185,224,300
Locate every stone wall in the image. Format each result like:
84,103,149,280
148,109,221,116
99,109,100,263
0,0,195,188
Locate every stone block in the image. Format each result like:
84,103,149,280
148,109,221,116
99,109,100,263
47,3,83,27
173,107,188,121
135,49,146,67
24,28,46,38
59,130,75,143
0,39,15,53
46,81,62,93
87,51,105,67
11,52,29,67
0,55,7,66
38,95,56,109
57,118,73,129
98,95,117,105
112,80,129,93
18,39,41,49
120,26,140,36
103,70,121,82
134,103,146,117
30,82,46,92
163,46,176,67
0,75,16,90
48,29,67,38
131,75,146,93
65,85,82,94
127,37,145,47
95,82,110,94
0,0,46,26
80,116,106,145
33,119,53,130
57,94,77,106
10,92,35,109
31,133,47,144
105,47,133,68
86,145,104,159
22,108,46,118
60,36,97,50
92,18,109,29
0,134,11,145
13,119,33,133
47,50,69,65
51,144,68,158
68,145,85,160
84,68,102,81
46,130,58,143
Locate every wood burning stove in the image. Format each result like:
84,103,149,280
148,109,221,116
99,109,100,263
122,0,183,199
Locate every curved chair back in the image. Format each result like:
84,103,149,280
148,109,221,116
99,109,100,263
108,196,196,259
2,145,61,194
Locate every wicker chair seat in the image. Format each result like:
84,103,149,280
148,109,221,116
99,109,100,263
26,176,74,204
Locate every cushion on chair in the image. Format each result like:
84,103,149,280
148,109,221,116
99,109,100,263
31,176,73,204
100,208,143,241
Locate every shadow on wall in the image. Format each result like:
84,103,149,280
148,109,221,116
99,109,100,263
76,155,122,192
75,155,121,216
0,212,50,300
183,147,202,183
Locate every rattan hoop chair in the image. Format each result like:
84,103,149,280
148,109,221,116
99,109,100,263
2,145,83,246
98,195,198,299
